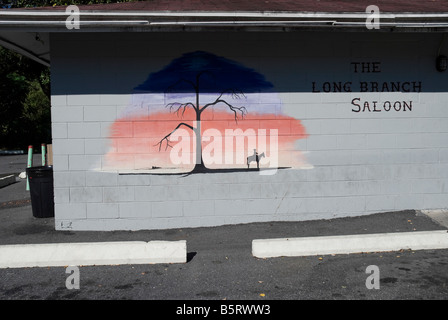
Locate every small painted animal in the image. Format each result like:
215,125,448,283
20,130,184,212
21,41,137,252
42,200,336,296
247,150,265,169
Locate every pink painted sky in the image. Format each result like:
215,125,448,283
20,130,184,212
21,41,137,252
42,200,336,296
104,107,309,171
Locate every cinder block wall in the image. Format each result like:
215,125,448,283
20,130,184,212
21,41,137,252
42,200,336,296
50,32,448,231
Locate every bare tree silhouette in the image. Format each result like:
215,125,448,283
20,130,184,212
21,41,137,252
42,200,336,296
155,71,247,172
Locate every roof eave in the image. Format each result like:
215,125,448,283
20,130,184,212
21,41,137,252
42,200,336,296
1,10,447,67
1,10,448,32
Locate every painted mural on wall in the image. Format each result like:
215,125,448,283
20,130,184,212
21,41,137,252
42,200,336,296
104,51,310,174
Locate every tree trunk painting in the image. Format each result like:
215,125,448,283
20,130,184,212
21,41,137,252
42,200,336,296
155,71,248,172
105,51,310,174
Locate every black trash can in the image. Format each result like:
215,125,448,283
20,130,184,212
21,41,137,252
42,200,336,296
26,166,55,218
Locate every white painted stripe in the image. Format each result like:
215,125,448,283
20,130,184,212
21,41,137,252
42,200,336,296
0,240,186,268
252,230,448,258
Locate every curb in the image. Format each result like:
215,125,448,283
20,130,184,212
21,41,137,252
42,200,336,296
252,230,448,258
0,240,187,268
420,209,448,229
0,174,16,188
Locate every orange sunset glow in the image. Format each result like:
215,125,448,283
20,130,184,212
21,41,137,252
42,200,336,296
104,108,309,172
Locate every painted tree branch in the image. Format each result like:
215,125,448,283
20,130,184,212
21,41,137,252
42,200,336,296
155,122,194,151
201,98,247,122
208,88,246,105
165,78,199,112
157,73,247,171
166,102,196,117
200,88,247,121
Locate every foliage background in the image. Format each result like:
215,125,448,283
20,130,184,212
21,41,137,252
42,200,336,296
0,47,51,151
0,1,137,151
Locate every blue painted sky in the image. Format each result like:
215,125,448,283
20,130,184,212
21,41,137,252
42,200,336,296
133,51,274,94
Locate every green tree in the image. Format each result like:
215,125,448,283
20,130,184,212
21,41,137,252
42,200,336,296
0,0,138,150
0,47,51,151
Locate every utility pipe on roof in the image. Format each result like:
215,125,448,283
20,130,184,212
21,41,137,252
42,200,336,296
149,20,338,26
1,9,448,28
1,19,448,29
1,10,448,19
149,20,448,27
1,9,448,29
0,20,149,26
334,21,448,28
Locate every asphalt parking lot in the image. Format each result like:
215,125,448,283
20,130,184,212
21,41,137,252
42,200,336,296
1,199,448,301
0,155,448,302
